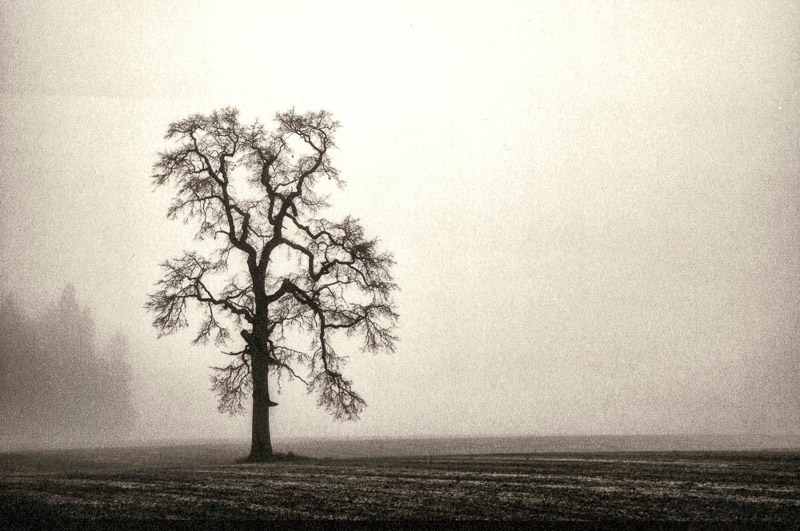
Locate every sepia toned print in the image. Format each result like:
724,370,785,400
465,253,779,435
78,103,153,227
1,0,798,525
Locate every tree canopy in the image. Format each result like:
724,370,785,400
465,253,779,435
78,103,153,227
146,108,398,458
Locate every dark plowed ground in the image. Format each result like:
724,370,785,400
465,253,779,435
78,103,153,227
1,446,798,524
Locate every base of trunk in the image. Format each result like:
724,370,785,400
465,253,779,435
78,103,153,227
247,442,273,462
241,451,306,463
244,454,273,463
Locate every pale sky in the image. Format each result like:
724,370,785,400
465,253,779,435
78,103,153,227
1,0,798,441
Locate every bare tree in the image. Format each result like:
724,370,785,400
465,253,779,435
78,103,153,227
146,108,398,461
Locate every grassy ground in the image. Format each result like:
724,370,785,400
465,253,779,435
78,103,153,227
1,444,798,524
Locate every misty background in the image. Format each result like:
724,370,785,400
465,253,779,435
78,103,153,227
1,1,798,448
1,286,135,446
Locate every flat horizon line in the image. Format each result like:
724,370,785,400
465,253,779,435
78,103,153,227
4,432,799,455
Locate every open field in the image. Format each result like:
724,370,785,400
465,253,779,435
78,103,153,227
1,443,799,525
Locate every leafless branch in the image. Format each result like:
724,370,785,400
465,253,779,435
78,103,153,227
148,107,398,420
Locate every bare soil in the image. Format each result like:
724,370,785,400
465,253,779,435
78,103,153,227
1,444,798,525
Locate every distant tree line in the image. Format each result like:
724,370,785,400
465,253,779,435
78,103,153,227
0,285,135,445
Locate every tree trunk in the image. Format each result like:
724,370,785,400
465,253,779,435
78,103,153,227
248,351,273,461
